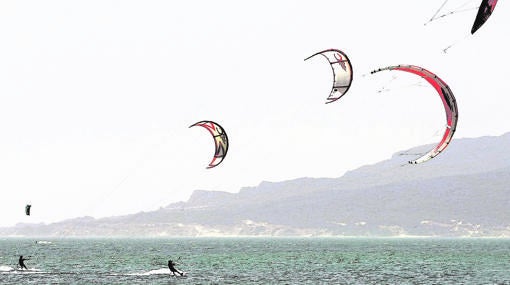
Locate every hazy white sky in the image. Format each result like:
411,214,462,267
0,0,508,227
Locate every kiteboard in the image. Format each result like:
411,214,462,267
170,271,187,277
14,269,40,273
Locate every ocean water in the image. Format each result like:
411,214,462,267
1,237,510,284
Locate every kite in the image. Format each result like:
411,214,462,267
304,49,353,104
190,120,229,169
25,204,31,216
471,0,498,34
426,0,498,34
370,65,458,164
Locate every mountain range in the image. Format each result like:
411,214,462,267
2,132,510,237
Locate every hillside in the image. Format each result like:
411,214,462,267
2,133,510,237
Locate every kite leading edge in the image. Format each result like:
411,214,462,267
190,120,229,169
371,65,459,164
305,49,353,104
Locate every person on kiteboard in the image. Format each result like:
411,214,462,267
19,255,29,270
168,259,184,276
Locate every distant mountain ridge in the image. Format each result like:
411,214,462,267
2,133,510,237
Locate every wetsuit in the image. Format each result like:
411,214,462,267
19,256,29,270
168,260,183,276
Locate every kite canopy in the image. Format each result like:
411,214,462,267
190,120,229,169
471,0,498,34
305,49,353,104
370,65,459,164
425,0,498,36
25,204,31,216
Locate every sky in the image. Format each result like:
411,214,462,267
0,0,508,227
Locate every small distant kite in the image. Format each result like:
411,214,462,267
25,204,31,216
426,0,498,34
305,49,353,104
190,120,229,169
471,0,498,34
370,65,459,164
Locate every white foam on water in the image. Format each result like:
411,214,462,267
0,265,43,274
126,268,187,276
0,265,14,272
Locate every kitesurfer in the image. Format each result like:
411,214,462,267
168,259,184,276
18,255,29,270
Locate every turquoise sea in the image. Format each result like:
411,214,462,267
1,237,510,284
